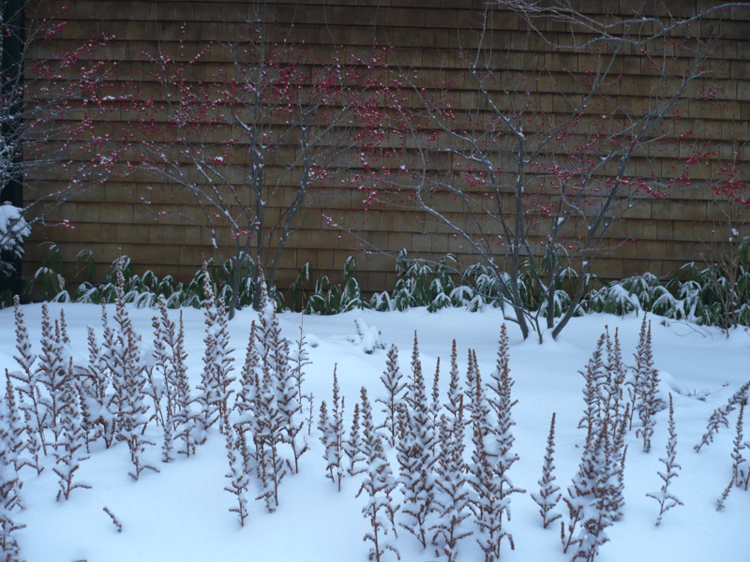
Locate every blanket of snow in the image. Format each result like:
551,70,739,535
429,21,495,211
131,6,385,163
1,303,748,562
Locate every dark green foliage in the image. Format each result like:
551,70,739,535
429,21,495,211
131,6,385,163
27,234,750,331
585,243,750,329
294,256,363,314
39,252,259,311
27,242,66,298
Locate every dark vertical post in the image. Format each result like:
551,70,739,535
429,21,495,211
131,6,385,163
1,0,26,297
2,0,24,207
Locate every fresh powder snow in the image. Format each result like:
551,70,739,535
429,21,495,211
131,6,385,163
1,302,748,562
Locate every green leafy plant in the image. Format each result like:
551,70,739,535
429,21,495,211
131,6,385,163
27,242,67,299
290,262,313,311
304,256,363,315
25,237,750,332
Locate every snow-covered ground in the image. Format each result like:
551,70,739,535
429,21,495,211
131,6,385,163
1,302,748,562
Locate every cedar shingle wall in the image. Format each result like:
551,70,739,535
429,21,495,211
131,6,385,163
22,0,750,294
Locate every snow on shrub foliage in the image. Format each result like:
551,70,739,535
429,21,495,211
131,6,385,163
0,202,31,276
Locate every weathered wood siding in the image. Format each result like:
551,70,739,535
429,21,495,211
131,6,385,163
23,0,750,294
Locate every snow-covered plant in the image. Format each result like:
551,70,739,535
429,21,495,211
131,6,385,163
394,405,425,548
52,359,91,501
0,373,24,521
629,315,652,430
650,286,682,319
252,338,285,511
730,402,749,492
233,325,263,475
391,250,433,311
429,259,459,312
0,202,31,279
255,357,286,512
346,401,366,476
575,327,628,523
300,257,364,315
675,279,709,324
695,380,750,453
353,317,385,354
123,423,158,482
11,296,34,385
290,322,312,408
150,295,186,461
161,406,175,464
578,333,606,443
331,369,346,489
359,387,377,475
319,366,345,491
196,263,236,433
0,433,24,562
9,296,49,462
531,412,562,529
367,255,500,313
634,320,660,453
603,329,628,521
488,323,522,476
465,353,495,556
369,289,393,312
304,392,315,436
235,321,260,431
583,282,642,317
646,394,683,524
224,417,250,527
398,332,437,548
472,325,524,561
304,274,339,314
78,322,114,449
318,400,335,482
605,328,627,432
564,326,636,561
170,311,198,458
18,410,43,477
35,303,69,447
594,415,625,527
340,256,364,312
361,432,402,562
376,344,405,447
148,298,172,430
430,358,441,434
463,349,480,422
103,507,123,533
2,373,26,475
621,273,664,309
277,327,307,475
250,270,297,503
562,416,612,562
537,288,573,319
468,406,509,561
431,402,472,562
608,403,628,523
583,274,654,316
444,340,462,420
716,397,749,510
357,387,400,562
74,326,105,452
104,255,157,480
